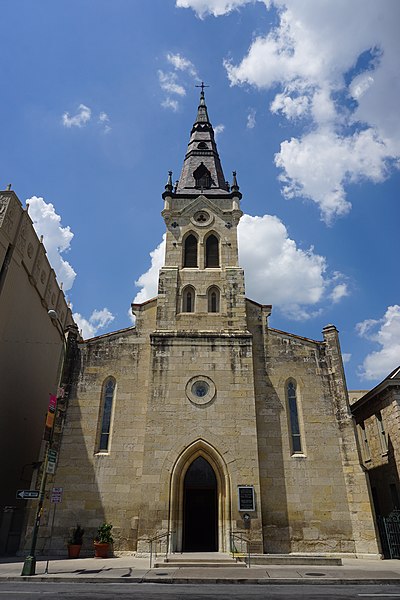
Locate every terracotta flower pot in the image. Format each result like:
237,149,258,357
67,544,82,559
94,542,110,558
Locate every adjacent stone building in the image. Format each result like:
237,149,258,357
0,189,74,554
352,367,400,518
26,90,381,558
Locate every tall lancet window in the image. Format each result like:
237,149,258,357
182,286,195,313
184,234,198,268
98,377,116,452
208,286,220,313
193,163,211,189
287,380,302,454
205,234,219,268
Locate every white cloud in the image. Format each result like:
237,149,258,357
73,307,115,340
342,353,352,364
133,234,166,304
62,104,91,128
26,196,76,291
134,216,347,320
357,305,400,381
219,0,400,222
330,282,349,303
275,127,389,223
270,93,309,120
176,0,253,18
167,52,198,77
238,214,327,319
214,124,225,139
246,108,256,129
158,70,186,96
161,98,179,112
98,111,111,133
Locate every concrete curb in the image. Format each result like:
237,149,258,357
2,576,400,585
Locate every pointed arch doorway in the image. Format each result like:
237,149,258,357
168,440,231,553
183,456,217,551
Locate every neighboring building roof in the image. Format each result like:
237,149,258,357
351,366,400,412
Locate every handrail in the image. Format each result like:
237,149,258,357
147,531,172,568
230,531,251,568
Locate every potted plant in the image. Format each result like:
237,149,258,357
67,524,84,559
94,522,113,558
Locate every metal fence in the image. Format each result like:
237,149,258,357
377,510,400,559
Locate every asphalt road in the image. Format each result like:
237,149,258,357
2,582,400,599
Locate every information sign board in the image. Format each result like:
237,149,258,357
238,485,255,511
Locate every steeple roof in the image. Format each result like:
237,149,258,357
176,86,229,194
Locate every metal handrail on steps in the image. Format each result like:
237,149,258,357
147,531,172,568
230,531,251,568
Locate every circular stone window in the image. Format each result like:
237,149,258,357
191,210,213,227
186,375,216,406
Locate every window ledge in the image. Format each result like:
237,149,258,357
291,453,307,459
95,451,110,457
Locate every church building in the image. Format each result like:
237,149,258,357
31,89,381,558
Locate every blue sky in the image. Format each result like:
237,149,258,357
1,0,399,389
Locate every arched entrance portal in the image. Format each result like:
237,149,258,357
168,439,231,553
183,457,217,551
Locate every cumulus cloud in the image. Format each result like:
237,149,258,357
356,305,400,381
62,104,91,128
26,196,76,291
194,0,400,223
342,353,352,364
176,0,252,18
133,216,347,320
238,214,328,319
133,234,166,304
73,308,115,340
330,282,349,303
167,52,198,77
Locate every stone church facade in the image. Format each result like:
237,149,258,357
30,90,380,558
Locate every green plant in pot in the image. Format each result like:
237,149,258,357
94,522,113,558
67,524,84,559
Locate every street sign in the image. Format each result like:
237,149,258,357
51,487,63,503
48,449,58,462
16,490,40,500
46,461,56,474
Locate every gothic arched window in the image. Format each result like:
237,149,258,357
98,377,116,452
193,163,211,189
182,286,195,313
183,234,198,268
207,286,220,313
205,234,219,268
287,380,302,454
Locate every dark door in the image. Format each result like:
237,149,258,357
183,457,217,551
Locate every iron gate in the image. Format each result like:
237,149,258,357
377,510,400,559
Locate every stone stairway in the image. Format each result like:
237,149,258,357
153,552,247,568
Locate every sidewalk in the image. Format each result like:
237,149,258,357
1,555,400,585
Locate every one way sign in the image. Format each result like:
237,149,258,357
16,490,40,500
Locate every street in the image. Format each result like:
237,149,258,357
1,582,400,599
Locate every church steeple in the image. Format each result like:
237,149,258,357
177,84,229,194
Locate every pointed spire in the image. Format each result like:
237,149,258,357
231,171,239,192
176,85,228,193
162,170,173,200
165,170,173,192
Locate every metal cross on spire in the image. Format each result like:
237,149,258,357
195,81,209,95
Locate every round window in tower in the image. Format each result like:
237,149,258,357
185,375,216,406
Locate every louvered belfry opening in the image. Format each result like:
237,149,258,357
184,234,198,267
193,163,211,189
205,234,219,268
